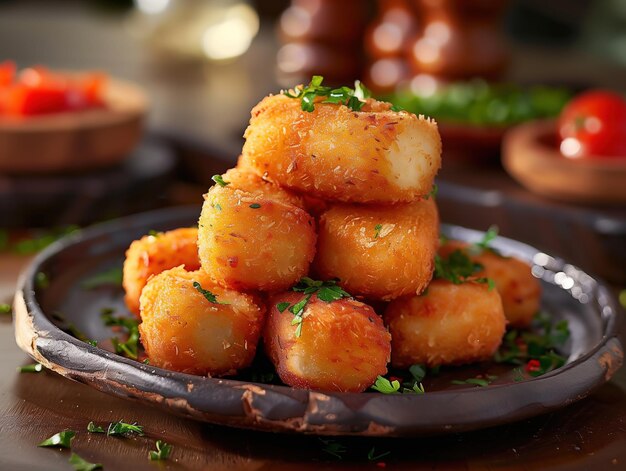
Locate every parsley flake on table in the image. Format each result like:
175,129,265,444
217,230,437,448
38,430,75,448
277,278,351,338
211,174,230,187
149,440,173,461
0,303,11,314
87,422,105,433
69,452,102,471
368,446,391,461
106,421,144,437
319,438,347,459
193,281,229,305
18,363,43,373
283,75,371,112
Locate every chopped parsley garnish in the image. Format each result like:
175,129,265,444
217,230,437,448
396,364,427,394
51,311,95,344
466,225,504,257
451,375,497,388
193,281,229,305
424,184,438,200
283,75,371,112
102,312,140,360
250,371,276,383
277,278,351,338
149,440,173,461
81,267,123,290
0,303,11,314
148,230,162,237
211,174,230,187
87,340,98,347
106,421,144,437
35,271,49,289
276,302,291,313
373,370,427,395
319,438,347,459
475,225,498,251
249,203,261,209
374,224,382,239
19,363,43,373
408,364,426,383
371,375,400,394
87,422,105,433
494,312,570,377
368,447,391,461
69,452,102,471
433,250,483,284
38,430,75,448
12,225,79,255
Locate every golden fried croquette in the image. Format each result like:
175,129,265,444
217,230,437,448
314,198,439,300
439,240,541,328
385,279,506,368
198,185,317,292
139,267,265,376
123,227,200,317
264,292,391,392
241,93,441,203
222,167,304,208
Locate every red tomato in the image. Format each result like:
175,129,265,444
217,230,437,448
3,84,68,116
0,61,16,87
558,90,626,158
0,64,107,116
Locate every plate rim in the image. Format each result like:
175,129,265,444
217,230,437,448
13,206,626,437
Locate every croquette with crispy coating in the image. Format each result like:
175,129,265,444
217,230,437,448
123,227,200,317
139,266,266,376
385,279,506,368
241,93,441,203
264,291,391,392
198,185,317,292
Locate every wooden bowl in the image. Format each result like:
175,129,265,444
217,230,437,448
503,119,626,205
0,76,147,175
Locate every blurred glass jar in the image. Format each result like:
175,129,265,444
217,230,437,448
129,0,259,62
276,0,368,85
364,0,419,92
408,0,509,80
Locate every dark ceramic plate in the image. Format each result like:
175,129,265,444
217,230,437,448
13,207,624,437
